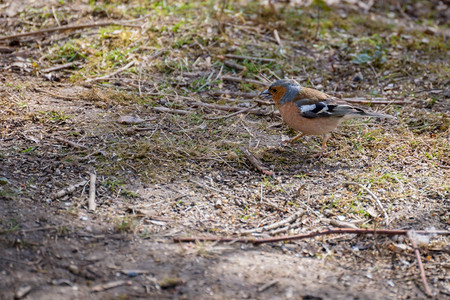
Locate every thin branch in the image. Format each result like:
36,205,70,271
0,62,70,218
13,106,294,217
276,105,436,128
86,60,135,83
222,76,268,86
273,29,287,57
55,136,89,150
343,97,406,105
52,6,61,27
91,280,132,292
343,181,389,225
241,209,304,234
224,54,276,63
206,104,258,120
273,29,284,48
88,173,97,211
407,231,433,297
151,106,191,115
51,180,88,200
327,219,359,229
188,101,277,116
223,60,246,72
0,22,142,41
173,228,450,244
37,88,79,101
210,91,258,99
41,62,80,73
240,147,274,177
0,46,15,53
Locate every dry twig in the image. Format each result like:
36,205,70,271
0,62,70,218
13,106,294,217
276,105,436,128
343,181,389,225
223,60,246,72
210,91,258,99
241,209,305,234
224,54,276,63
240,147,274,177
41,62,80,73
407,231,433,297
88,173,97,211
188,101,277,116
222,76,268,86
91,280,132,292
37,88,79,101
206,104,258,120
174,228,449,244
51,180,88,200
151,106,191,115
258,280,278,292
55,136,89,150
343,97,406,105
0,22,142,41
86,60,135,83
327,219,359,229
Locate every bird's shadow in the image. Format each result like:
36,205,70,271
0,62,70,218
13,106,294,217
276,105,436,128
258,143,355,176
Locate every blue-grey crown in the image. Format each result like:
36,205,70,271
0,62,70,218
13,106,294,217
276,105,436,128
269,79,300,89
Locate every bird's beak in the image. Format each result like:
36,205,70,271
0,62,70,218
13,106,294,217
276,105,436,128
260,89,270,98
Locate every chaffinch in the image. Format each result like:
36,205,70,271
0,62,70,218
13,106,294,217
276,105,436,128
260,79,394,155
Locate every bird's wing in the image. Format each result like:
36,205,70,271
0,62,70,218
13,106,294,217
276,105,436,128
295,100,394,119
293,88,343,118
294,100,340,118
293,88,394,119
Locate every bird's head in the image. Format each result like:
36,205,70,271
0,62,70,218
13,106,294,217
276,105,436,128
260,79,301,105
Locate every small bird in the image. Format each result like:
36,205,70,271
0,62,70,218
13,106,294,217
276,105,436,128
260,79,394,155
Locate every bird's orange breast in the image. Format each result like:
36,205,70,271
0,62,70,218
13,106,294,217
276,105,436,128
277,102,343,136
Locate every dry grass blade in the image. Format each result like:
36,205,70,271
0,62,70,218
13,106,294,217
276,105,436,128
86,60,135,83
0,22,142,41
222,76,268,86
343,181,390,226
224,54,276,63
210,91,259,99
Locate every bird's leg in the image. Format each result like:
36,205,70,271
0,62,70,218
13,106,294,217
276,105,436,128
321,133,330,152
284,132,305,144
311,133,330,158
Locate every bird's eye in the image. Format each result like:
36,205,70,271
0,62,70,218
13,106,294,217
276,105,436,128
272,89,277,93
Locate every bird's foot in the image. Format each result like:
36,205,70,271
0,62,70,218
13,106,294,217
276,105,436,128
280,135,294,145
280,134,306,146
311,151,328,158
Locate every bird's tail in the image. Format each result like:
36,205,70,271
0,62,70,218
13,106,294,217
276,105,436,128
334,105,395,119
357,109,395,119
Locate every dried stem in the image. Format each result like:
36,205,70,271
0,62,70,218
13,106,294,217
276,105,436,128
51,180,88,200
241,209,305,234
174,228,449,244
343,181,389,225
55,136,89,150
86,60,135,83
407,231,433,297
88,173,97,211
224,54,276,63
240,147,274,177
0,22,142,41
210,91,258,99
222,76,268,86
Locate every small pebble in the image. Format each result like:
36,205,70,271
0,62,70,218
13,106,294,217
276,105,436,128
353,72,363,82
127,272,138,277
